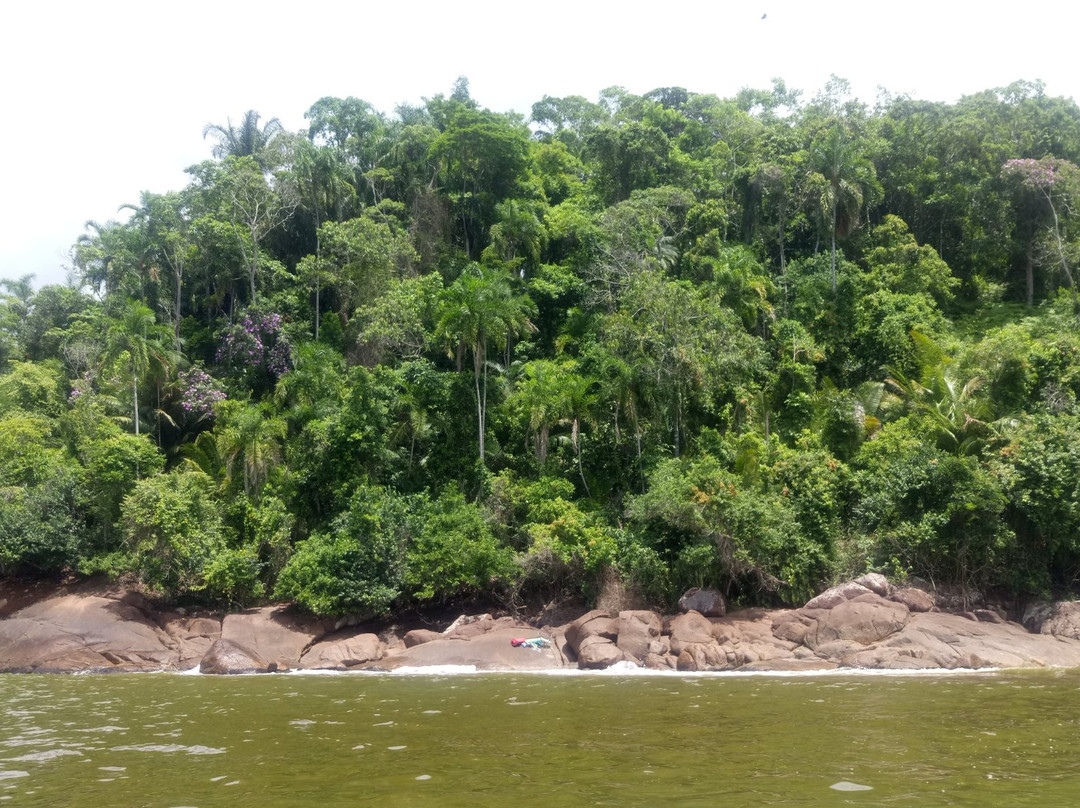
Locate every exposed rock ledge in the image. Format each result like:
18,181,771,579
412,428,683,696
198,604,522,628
6,575,1080,674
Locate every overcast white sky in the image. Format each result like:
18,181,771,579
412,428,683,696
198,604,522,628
3,0,1078,288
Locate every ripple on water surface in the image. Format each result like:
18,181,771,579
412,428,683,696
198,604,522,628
2,669,1080,807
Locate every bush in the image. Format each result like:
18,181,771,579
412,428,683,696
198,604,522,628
274,485,413,615
852,415,1013,598
120,470,233,598
626,454,827,605
404,489,518,601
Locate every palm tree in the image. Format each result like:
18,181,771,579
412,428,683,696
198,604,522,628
885,366,993,455
810,124,878,292
215,400,287,500
436,264,537,465
0,274,34,353
103,299,178,435
288,138,357,337
203,110,284,170
119,191,193,345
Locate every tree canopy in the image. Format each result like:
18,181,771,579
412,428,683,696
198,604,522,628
5,78,1080,614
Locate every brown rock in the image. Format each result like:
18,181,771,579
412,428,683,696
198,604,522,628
1030,601,1080,639
677,587,726,617
221,607,329,670
577,635,630,669
301,633,385,669
616,610,662,661
711,621,744,646
669,611,715,654
1,594,180,672
199,638,271,674
889,587,935,612
403,629,443,648
974,609,1004,624
563,610,617,655
806,594,909,650
771,611,815,645
804,582,873,610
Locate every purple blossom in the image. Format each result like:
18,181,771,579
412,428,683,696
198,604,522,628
178,366,227,419
216,308,293,382
1003,157,1077,191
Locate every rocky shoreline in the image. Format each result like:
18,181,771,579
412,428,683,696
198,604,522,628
5,574,1080,675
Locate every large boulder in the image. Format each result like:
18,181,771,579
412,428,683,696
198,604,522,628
1021,601,1055,633
0,593,181,672
889,587,935,613
615,610,662,661
199,638,272,674
301,633,385,669
403,629,443,648
805,594,910,650
668,611,715,654
678,588,726,617
577,635,630,669
804,582,873,610
1026,601,1080,639
563,610,617,656
221,607,330,670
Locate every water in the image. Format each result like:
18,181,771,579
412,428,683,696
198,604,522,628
2,668,1079,807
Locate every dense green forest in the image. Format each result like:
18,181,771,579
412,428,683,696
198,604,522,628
4,76,1080,615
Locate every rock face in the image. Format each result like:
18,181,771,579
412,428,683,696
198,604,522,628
0,588,204,672
1024,601,1080,638
616,611,662,662
199,638,271,674
301,633,385,669
220,607,331,671
805,594,910,648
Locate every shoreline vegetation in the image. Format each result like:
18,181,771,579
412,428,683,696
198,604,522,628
5,78,1080,632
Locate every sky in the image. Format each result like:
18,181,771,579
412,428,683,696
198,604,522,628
3,0,1079,289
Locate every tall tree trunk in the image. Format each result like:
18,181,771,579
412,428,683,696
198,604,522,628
830,196,838,293
1025,239,1035,307
132,368,140,436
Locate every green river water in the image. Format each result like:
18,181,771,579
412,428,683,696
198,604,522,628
1,668,1079,807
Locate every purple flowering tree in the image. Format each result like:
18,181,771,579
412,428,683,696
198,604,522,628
1002,157,1080,309
216,308,293,394
176,366,227,423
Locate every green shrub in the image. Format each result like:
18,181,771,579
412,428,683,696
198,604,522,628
120,470,231,598
274,485,413,615
404,490,518,601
